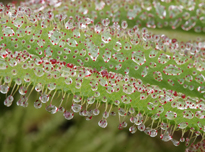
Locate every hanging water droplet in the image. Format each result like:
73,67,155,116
71,103,82,113
34,99,42,109
138,123,145,131
73,94,82,103
0,84,9,94
4,95,14,107
98,119,108,128
39,93,49,103
178,122,188,129
19,86,27,95
150,129,158,137
93,108,100,116
47,82,56,91
87,96,95,104
161,131,172,142
16,95,28,107
129,125,137,134
45,104,58,114
64,111,74,120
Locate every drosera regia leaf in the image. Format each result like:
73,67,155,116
0,0,205,151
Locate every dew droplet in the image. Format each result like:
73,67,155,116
178,122,188,129
156,105,164,114
101,30,111,43
141,66,149,77
2,26,15,37
98,119,108,128
168,79,175,86
13,18,24,28
46,104,58,114
153,71,163,82
183,110,194,119
158,53,170,64
163,64,183,75
121,95,132,104
149,49,158,58
67,37,78,47
48,30,62,45
131,51,146,65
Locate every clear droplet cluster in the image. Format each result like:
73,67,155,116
0,0,205,150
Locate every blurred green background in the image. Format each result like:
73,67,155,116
0,0,190,151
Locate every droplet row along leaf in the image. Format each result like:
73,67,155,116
12,0,205,33
0,0,205,151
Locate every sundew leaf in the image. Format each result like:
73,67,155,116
0,0,205,151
